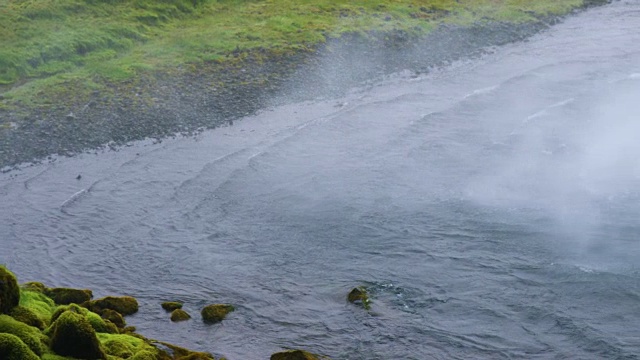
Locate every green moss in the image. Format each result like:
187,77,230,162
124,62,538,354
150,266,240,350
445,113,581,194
97,333,161,359
18,290,55,326
49,310,107,359
20,282,46,293
201,304,234,324
0,265,20,314
100,308,126,329
170,309,191,322
9,305,45,330
0,333,40,360
86,296,139,316
347,286,370,310
157,341,213,360
45,287,93,305
130,350,158,360
161,301,183,311
50,304,118,334
0,314,48,356
0,0,598,113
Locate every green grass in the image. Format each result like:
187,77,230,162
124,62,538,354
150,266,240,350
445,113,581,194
0,0,590,107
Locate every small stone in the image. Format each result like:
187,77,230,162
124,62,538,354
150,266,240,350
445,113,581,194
170,309,191,322
201,304,234,324
270,349,322,360
161,301,183,312
347,287,370,309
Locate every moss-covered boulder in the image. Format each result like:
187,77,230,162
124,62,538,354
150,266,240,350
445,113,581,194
49,310,107,359
201,304,234,324
85,296,139,316
9,305,45,330
45,287,93,305
51,304,118,334
157,340,215,359
170,309,191,322
161,301,183,311
20,282,46,293
97,333,158,359
0,333,40,360
0,314,48,356
100,308,126,328
271,349,322,360
18,290,55,327
0,266,20,314
347,286,370,310
130,350,159,360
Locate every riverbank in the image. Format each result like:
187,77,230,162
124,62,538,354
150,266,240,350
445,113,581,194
0,0,611,169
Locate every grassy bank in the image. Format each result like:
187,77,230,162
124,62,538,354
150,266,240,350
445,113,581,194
0,0,609,168
1,0,587,106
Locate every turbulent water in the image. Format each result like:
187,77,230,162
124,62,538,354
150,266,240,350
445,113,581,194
2,2,640,359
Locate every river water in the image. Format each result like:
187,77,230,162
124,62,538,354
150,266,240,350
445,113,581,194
2,2,640,359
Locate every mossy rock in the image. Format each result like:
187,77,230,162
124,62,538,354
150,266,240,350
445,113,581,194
19,290,55,326
0,266,20,314
161,301,183,311
157,341,214,360
20,282,46,293
129,350,157,360
85,296,139,316
170,309,191,322
51,304,118,334
0,333,40,360
49,310,107,359
100,308,126,328
130,349,159,360
201,304,234,324
97,333,153,358
270,349,322,360
9,305,45,330
0,314,48,356
45,287,93,305
347,287,370,310
177,352,216,360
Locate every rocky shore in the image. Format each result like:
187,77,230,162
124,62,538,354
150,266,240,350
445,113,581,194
1,265,334,359
0,0,611,170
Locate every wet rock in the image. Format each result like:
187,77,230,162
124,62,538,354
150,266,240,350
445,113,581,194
271,349,323,360
0,333,40,360
45,287,93,305
347,286,370,309
170,309,191,322
0,266,19,314
49,310,107,359
85,295,139,316
157,340,215,359
100,308,126,328
161,301,183,311
201,304,234,324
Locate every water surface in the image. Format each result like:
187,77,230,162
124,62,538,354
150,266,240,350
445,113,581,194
2,2,640,359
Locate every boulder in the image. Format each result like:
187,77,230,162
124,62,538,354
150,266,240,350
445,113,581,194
347,287,370,309
0,333,40,360
271,349,322,360
8,306,45,330
49,310,107,359
84,295,139,316
0,266,19,314
0,314,47,356
45,287,93,305
170,309,191,322
201,304,234,324
100,308,126,328
161,301,183,311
